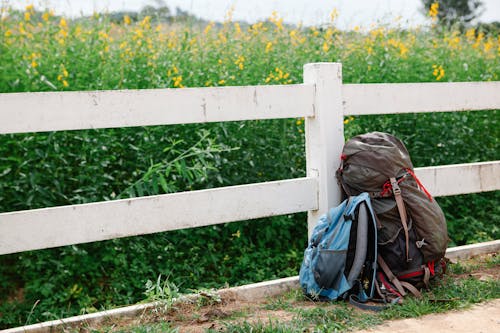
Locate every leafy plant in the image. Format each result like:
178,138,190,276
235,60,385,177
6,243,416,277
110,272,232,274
144,274,180,306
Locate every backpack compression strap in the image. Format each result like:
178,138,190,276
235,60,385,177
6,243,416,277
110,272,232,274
390,177,410,262
378,255,422,299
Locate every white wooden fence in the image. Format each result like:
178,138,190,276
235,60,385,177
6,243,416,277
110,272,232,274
0,62,499,256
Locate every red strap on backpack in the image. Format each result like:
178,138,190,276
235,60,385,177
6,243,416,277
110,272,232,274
406,168,433,201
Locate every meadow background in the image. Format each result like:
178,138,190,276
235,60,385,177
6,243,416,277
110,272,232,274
0,4,499,328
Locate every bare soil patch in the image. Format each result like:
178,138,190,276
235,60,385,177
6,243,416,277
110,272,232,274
77,254,499,332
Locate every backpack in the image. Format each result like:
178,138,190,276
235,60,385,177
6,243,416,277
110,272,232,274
336,132,449,298
299,193,378,304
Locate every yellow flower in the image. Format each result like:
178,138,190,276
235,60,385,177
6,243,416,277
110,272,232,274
234,55,245,70
140,16,151,29
473,32,484,49
366,46,373,55
432,64,445,81
370,27,385,39
59,18,67,29
269,11,284,31
234,22,241,35
62,80,69,88
325,27,334,39
322,41,330,53
387,38,409,58
98,30,109,40
218,79,225,85
204,22,214,34
58,29,68,38
429,2,439,20
42,12,50,22
399,44,409,57
224,5,235,23
4,29,12,37
173,76,183,88
329,8,339,23
484,38,494,53
465,28,476,42
265,42,273,53
24,12,31,21
249,22,265,35
123,15,131,25
217,31,227,44
74,26,82,38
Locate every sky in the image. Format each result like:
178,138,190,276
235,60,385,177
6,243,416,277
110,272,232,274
5,0,500,29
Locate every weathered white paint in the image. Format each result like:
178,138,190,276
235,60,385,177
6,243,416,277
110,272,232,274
415,161,500,197
0,84,315,134
343,81,500,115
0,62,498,257
304,63,344,238
445,239,500,261
0,178,318,255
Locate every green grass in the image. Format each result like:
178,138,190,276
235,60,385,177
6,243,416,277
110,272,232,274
78,255,499,333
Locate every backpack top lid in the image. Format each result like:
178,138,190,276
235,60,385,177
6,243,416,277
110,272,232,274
339,132,414,195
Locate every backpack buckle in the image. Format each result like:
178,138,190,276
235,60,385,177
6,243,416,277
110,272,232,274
390,177,402,195
416,239,427,248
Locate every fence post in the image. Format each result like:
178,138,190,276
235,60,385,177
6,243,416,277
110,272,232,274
303,63,344,237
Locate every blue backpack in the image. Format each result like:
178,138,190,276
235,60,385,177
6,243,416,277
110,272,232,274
299,193,378,303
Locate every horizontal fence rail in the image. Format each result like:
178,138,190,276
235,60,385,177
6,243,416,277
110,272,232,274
415,161,500,197
0,62,499,257
0,84,315,134
2,161,498,255
342,81,500,115
0,178,318,255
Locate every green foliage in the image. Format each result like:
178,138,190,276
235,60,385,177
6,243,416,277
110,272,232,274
207,258,499,333
212,320,302,333
0,5,499,329
111,322,179,333
143,274,180,310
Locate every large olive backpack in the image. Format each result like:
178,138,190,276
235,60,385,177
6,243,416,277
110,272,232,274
336,132,449,299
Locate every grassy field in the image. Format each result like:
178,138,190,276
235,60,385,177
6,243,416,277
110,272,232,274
0,4,499,329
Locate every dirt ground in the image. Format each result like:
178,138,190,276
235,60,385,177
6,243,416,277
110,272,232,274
79,254,499,333
355,298,500,333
